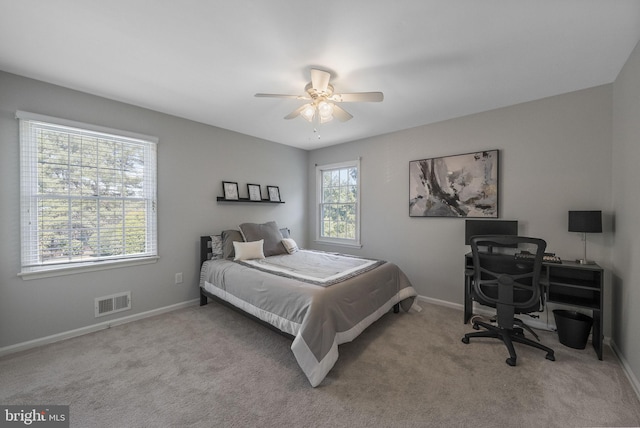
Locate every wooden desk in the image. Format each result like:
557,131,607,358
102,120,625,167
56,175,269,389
464,253,604,360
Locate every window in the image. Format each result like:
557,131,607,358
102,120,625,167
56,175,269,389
316,159,361,247
18,111,158,278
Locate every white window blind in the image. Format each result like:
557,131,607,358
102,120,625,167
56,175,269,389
18,111,158,276
316,159,361,247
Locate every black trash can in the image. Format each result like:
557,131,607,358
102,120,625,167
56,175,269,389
553,309,593,349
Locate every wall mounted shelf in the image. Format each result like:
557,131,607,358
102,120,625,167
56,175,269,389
216,197,285,204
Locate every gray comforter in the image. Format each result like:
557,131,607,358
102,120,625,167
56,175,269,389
199,250,417,386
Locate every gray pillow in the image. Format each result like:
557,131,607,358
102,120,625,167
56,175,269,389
239,221,286,257
210,235,223,260
221,229,244,259
280,228,291,239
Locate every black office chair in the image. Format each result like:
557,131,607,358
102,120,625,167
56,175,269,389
462,235,555,366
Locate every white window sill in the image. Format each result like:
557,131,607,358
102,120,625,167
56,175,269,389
18,256,159,280
314,239,363,249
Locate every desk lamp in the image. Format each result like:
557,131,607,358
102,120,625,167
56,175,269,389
568,210,602,265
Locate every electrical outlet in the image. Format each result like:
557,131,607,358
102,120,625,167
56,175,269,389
175,272,183,284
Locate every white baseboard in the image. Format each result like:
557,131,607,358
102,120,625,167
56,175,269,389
417,295,463,311
610,339,640,402
0,299,200,357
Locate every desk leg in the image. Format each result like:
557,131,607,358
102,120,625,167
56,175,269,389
592,309,603,360
464,276,472,324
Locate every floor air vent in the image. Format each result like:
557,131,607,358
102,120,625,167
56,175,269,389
95,291,131,318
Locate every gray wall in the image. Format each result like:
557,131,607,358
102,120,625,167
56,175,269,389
2,48,638,394
612,41,640,391
308,85,614,330
0,71,308,348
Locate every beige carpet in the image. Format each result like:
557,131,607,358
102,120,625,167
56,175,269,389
1,301,639,428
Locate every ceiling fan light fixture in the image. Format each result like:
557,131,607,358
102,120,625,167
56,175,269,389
301,104,316,122
320,115,333,124
317,100,334,122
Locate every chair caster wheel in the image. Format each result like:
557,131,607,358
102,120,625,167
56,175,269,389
462,337,469,344
506,357,517,366
546,353,555,361
472,324,480,330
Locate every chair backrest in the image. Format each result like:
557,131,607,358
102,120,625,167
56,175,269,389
470,235,547,328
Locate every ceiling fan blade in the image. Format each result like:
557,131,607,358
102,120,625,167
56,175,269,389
310,69,331,93
284,104,307,120
332,104,353,122
255,93,309,100
329,92,384,103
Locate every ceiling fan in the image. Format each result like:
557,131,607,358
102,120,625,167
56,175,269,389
255,69,383,124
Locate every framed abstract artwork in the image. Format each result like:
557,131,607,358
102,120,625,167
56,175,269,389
409,150,499,218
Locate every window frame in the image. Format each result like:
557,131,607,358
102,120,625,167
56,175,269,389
17,111,158,279
315,159,361,248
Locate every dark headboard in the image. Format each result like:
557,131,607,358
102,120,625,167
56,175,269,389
200,236,212,267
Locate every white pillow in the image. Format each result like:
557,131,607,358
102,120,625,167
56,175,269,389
233,240,265,261
282,238,299,254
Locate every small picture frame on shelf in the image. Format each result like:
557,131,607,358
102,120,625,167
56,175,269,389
222,181,239,200
247,184,262,201
267,185,281,202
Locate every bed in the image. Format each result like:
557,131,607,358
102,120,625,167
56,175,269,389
198,222,418,387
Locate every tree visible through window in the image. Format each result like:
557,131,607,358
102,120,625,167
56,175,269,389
18,112,157,275
317,160,360,245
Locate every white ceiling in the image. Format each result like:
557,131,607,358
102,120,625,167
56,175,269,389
1,1,639,150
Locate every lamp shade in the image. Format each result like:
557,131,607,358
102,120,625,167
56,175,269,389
568,211,602,233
